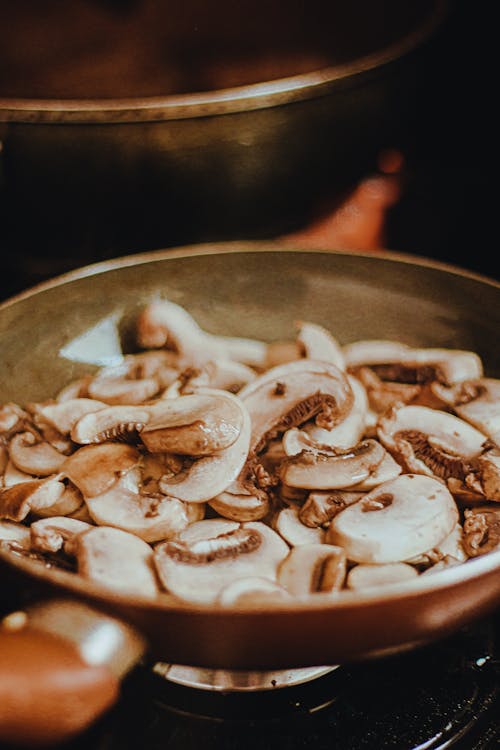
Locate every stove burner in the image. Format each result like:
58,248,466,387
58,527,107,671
52,612,499,750
152,663,337,691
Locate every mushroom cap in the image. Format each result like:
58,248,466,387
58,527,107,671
277,543,346,596
76,526,158,598
346,562,418,590
327,473,458,563
153,521,289,605
62,443,141,498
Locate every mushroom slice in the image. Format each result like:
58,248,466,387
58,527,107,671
343,340,483,385
217,576,292,606
62,443,141,498
420,556,462,575
158,392,251,502
2,459,33,487
377,404,500,499
463,506,500,557
30,516,93,555
0,402,31,438
31,398,108,436
84,467,190,543
8,431,67,476
406,522,467,566
71,404,152,445
140,391,244,456
33,480,84,519
55,375,93,402
296,321,345,370
86,357,162,405
238,359,354,453
154,521,289,605
279,438,386,490
298,490,363,528
326,474,458,563
76,526,158,597
304,375,368,449
277,543,346,596
0,520,31,549
0,475,66,521
273,507,325,546
347,451,402,490
175,518,240,543
136,299,267,368
208,490,270,522
347,563,418,590
440,377,500,446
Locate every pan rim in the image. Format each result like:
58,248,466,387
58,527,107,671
0,0,448,124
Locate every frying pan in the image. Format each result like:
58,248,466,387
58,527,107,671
0,243,499,745
0,0,449,274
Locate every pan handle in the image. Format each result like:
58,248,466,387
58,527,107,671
0,599,146,747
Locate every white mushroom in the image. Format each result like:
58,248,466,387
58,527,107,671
346,562,418,590
279,438,386,490
76,526,158,597
30,398,108,436
0,475,67,521
62,443,141,498
154,521,289,605
158,391,252,503
304,375,368,449
83,467,191,543
136,299,267,368
326,474,458,563
377,404,497,499
217,576,292,606
277,543,346,596
434,377,500,446
273,506,325,546
0,519,31,549
30,516,93,555
8,431,67,476
463,506,500,557
296,321,345,370
208,490,270,522
298,490,363,528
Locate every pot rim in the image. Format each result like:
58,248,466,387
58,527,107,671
0,0,448,124
0,239,498,618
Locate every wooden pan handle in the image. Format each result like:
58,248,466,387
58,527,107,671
0,600,147,747
0,628,119,746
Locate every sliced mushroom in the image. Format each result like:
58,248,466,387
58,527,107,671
238,359,354,454
343,340,483,385
347,451,402,490
346,562,418,590
86,356,164,405
2,459,33,487
140,390,244,456
296,321,345,370
158,392,251,503
406,522,467,566
304,375,368,449
174,518,240,543
208,490,270,522
277,543,346,596
8,431,67,476
32,480,84,519
84,467,190,543
298,490,363,528
30,398,108,436
420,555,463,575
463,506,500,557
154,521,289,604
273,506,325,546
0,519,31,548
30,516,93,555
437,377,500,446
0,475,67,521
326,474,458,563
279,438,386,490
76,526,158,597
217,576,293,606
377,404,496,498
136,299,267,368
62,443,141,498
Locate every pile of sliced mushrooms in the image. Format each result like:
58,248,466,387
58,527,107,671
1,298,500,606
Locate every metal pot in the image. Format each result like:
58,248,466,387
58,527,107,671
0,0,448,275
0,242,498,745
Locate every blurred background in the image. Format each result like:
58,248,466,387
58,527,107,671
0,0,492,298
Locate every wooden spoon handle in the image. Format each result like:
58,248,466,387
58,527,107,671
0,628,119,746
